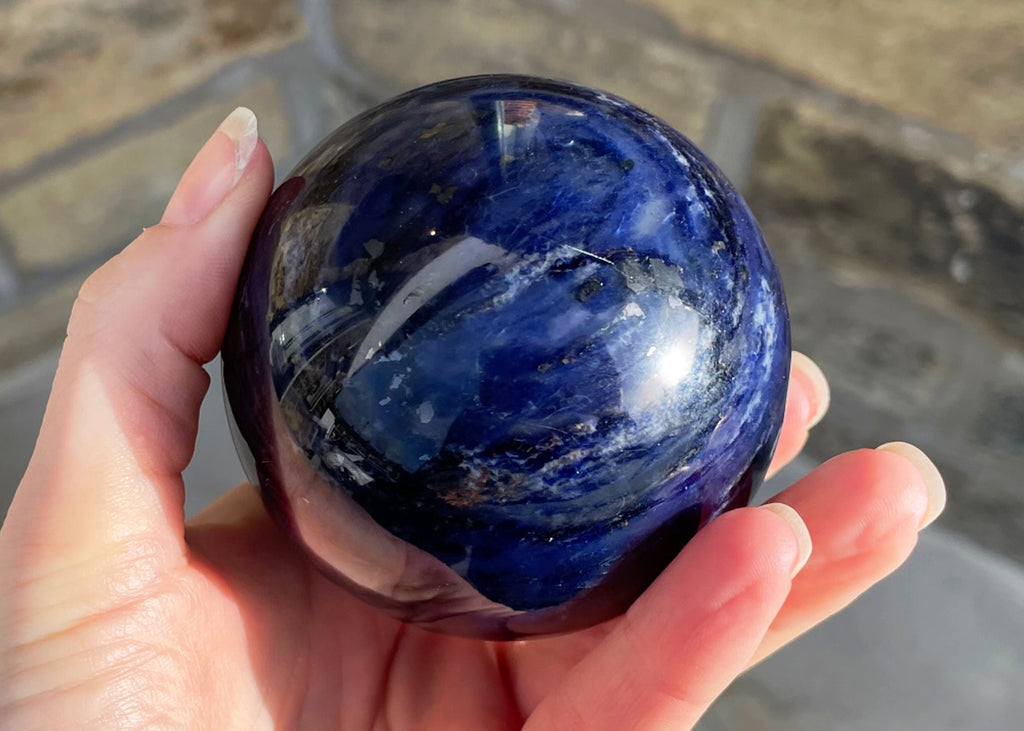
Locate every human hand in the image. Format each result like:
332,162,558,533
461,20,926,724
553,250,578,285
0,107,945,730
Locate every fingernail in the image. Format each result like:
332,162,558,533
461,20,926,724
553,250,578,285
876,442,947,529
161,107,259,225
792,351,830,428
760,502,813,577
218,106,258,184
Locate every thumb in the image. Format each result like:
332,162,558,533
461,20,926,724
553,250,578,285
1,107,274,574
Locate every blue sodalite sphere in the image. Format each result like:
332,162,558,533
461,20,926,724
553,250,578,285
222,75,790,639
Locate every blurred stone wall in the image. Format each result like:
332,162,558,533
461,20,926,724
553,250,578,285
1,0,1022,561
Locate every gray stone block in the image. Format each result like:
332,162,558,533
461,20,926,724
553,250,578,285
748,102,1024,343
328,0,719,145
701,528,1024,731
0,79,293,274
0,0,303,175
746,101,1024,561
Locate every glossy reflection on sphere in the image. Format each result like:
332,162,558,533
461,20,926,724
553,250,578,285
222,75,790,639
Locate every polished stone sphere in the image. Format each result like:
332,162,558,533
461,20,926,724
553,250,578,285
222,75,790,639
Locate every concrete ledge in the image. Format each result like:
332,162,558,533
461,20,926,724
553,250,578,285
703,528,1024,730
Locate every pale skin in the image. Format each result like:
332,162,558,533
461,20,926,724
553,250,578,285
0,108,945,730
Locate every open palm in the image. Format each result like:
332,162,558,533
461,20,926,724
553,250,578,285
0,108,943,730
